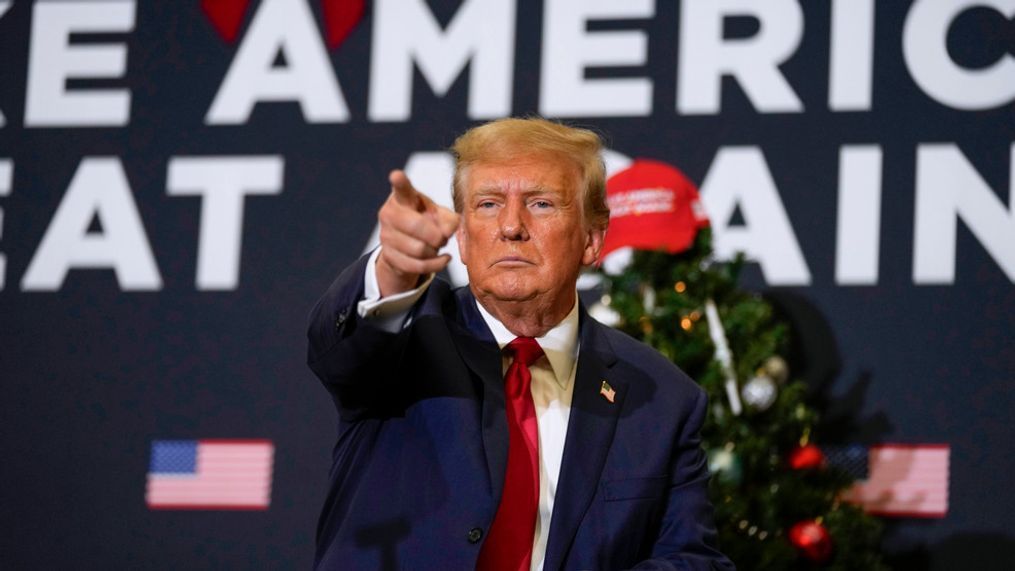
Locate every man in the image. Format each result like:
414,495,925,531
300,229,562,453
307,118,732,570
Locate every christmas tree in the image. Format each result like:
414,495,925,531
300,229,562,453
592,162,888,569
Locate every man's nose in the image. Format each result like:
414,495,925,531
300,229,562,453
498,199,529,241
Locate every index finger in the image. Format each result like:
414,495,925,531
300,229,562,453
389,170,422,210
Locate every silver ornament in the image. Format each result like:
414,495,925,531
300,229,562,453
741,375,778,411
707,445,743,484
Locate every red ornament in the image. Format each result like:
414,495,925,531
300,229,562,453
789,444,826,470
788,519,833,563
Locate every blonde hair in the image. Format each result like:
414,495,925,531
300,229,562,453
450,117,610,230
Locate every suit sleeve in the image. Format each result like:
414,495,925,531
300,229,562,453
305,253,418,420
634,387,736,571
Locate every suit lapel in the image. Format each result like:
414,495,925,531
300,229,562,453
543,315,625,569
448,291,626,565
449,288,508,497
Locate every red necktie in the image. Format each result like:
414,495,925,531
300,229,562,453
477,337,543,571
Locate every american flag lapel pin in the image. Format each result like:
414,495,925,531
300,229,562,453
600,380,616,403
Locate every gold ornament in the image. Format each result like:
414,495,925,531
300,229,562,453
763,355,790,384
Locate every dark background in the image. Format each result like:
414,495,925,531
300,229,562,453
1,1,1012,568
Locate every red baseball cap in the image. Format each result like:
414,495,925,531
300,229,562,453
600,159,709,259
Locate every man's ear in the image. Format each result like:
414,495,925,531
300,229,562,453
456,224,469,265
582,226,606,266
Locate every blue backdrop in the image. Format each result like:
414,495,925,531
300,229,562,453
1,0,1013,568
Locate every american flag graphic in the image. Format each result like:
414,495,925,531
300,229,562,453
825,444,949,518
146,439,274,510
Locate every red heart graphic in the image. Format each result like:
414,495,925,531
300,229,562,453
201,0,251,44
321,0,365,49
201,0,364,50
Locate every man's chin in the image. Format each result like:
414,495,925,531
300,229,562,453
473,281,539,304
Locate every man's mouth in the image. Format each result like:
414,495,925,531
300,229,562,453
492,256,533,267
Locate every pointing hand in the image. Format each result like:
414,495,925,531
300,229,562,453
375,170,460,296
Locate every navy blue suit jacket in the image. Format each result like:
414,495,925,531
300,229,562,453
307,255,733,570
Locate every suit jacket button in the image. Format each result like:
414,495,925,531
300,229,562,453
467,528,483,544
335,309,349,329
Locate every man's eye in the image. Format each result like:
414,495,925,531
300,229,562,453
532,200,552,209
478,201,496,208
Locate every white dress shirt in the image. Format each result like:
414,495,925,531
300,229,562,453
358,248,578,571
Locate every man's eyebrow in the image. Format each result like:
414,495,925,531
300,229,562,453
473,184,561,195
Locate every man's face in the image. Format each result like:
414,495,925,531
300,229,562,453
456,154,604,312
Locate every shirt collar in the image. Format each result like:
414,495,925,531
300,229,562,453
474,294,580,390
